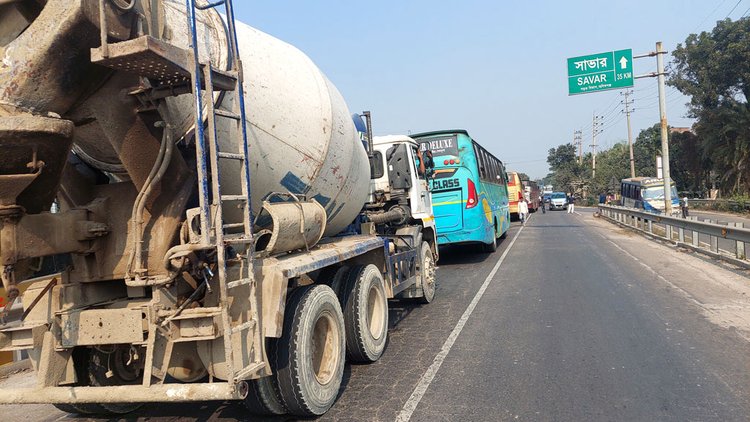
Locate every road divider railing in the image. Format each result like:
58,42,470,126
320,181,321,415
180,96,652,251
597,204,750,268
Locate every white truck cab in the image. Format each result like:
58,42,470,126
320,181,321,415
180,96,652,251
369,135,434,223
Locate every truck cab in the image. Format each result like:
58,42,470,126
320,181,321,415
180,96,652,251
369,135,434,225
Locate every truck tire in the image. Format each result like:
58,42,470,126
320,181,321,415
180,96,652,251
416,242,436,304
53,403,106,415
244,374,287,416
317,265,350,297
87,346,145,414
274,285,345,417
340,264,388,363
52,349,108,415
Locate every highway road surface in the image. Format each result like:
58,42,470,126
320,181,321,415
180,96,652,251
1,208,748,421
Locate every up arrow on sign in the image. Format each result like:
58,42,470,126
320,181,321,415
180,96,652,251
619,56,628,69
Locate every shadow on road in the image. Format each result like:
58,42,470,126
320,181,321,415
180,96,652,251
523,224,585,228
435,244,492,266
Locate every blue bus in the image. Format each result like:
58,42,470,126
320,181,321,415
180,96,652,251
412,130,510,252
620,177,680,216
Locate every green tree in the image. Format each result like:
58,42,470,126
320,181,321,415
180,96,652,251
670,18,750,194
546,143,585,194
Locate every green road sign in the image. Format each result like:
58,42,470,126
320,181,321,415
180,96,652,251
567,49,633,95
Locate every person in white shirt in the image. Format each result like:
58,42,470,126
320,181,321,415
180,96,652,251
518,198,529,225
681,196,689,218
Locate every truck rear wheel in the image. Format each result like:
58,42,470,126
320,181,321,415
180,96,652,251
53,403,106,415
416,242,436,303
244,374,287,416
340,264,388,362
87,345,145,414
317,265,350,297
274,285,345,416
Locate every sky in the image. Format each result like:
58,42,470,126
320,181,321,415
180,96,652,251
232,1,748,179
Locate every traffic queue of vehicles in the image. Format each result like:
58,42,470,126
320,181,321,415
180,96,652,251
0,1,542,416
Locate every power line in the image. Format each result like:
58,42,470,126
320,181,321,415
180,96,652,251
693,0,730,32
726,0,743,18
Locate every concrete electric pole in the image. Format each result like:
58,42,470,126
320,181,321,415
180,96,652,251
574,130,583,164
591,114,602,178
622,90,636,178
656,42,672,215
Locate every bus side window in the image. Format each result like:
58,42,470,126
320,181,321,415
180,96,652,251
482,150,490,181
491,158,499,182
475,144,486,180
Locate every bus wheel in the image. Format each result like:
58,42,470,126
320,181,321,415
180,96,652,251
416,242,436,304
340,265,388,362
245,373,287,416
275,285,345,417
482,238,497,253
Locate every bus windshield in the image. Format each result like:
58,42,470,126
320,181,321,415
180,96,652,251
642,185,678,200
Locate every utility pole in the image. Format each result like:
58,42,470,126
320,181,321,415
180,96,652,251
574,130,583,164
656,42,672,215
591,113,602,178
632,41,673,214
622,90,636,178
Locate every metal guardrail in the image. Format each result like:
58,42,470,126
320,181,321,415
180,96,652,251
597,204,750,268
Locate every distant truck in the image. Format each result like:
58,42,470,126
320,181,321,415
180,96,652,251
507,171,524,220
522,180,541,212
0,1,437,418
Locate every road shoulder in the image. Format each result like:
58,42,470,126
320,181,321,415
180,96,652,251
585,211,750,342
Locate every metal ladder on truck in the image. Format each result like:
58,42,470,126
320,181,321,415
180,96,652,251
183,0,265,383
91,0,266,384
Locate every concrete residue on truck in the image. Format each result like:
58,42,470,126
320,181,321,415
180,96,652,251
0,0,437,417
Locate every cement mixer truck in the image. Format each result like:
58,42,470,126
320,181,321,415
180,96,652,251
0,0,438,417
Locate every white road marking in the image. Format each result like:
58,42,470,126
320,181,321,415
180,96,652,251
396,224,525,422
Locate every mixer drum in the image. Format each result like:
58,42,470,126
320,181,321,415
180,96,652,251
162,4,370,236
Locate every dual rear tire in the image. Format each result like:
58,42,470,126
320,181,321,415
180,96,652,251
246,264,391,417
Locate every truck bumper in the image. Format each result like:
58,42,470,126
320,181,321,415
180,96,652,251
0,382,246,404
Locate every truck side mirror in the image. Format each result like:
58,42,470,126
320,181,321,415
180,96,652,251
386,144,412,190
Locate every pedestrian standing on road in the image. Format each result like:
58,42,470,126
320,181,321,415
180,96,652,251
518,198,529,225
681,196,689,218
567,194,575,214
539,195,545,213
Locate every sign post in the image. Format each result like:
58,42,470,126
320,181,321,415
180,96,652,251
567,49,633,95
